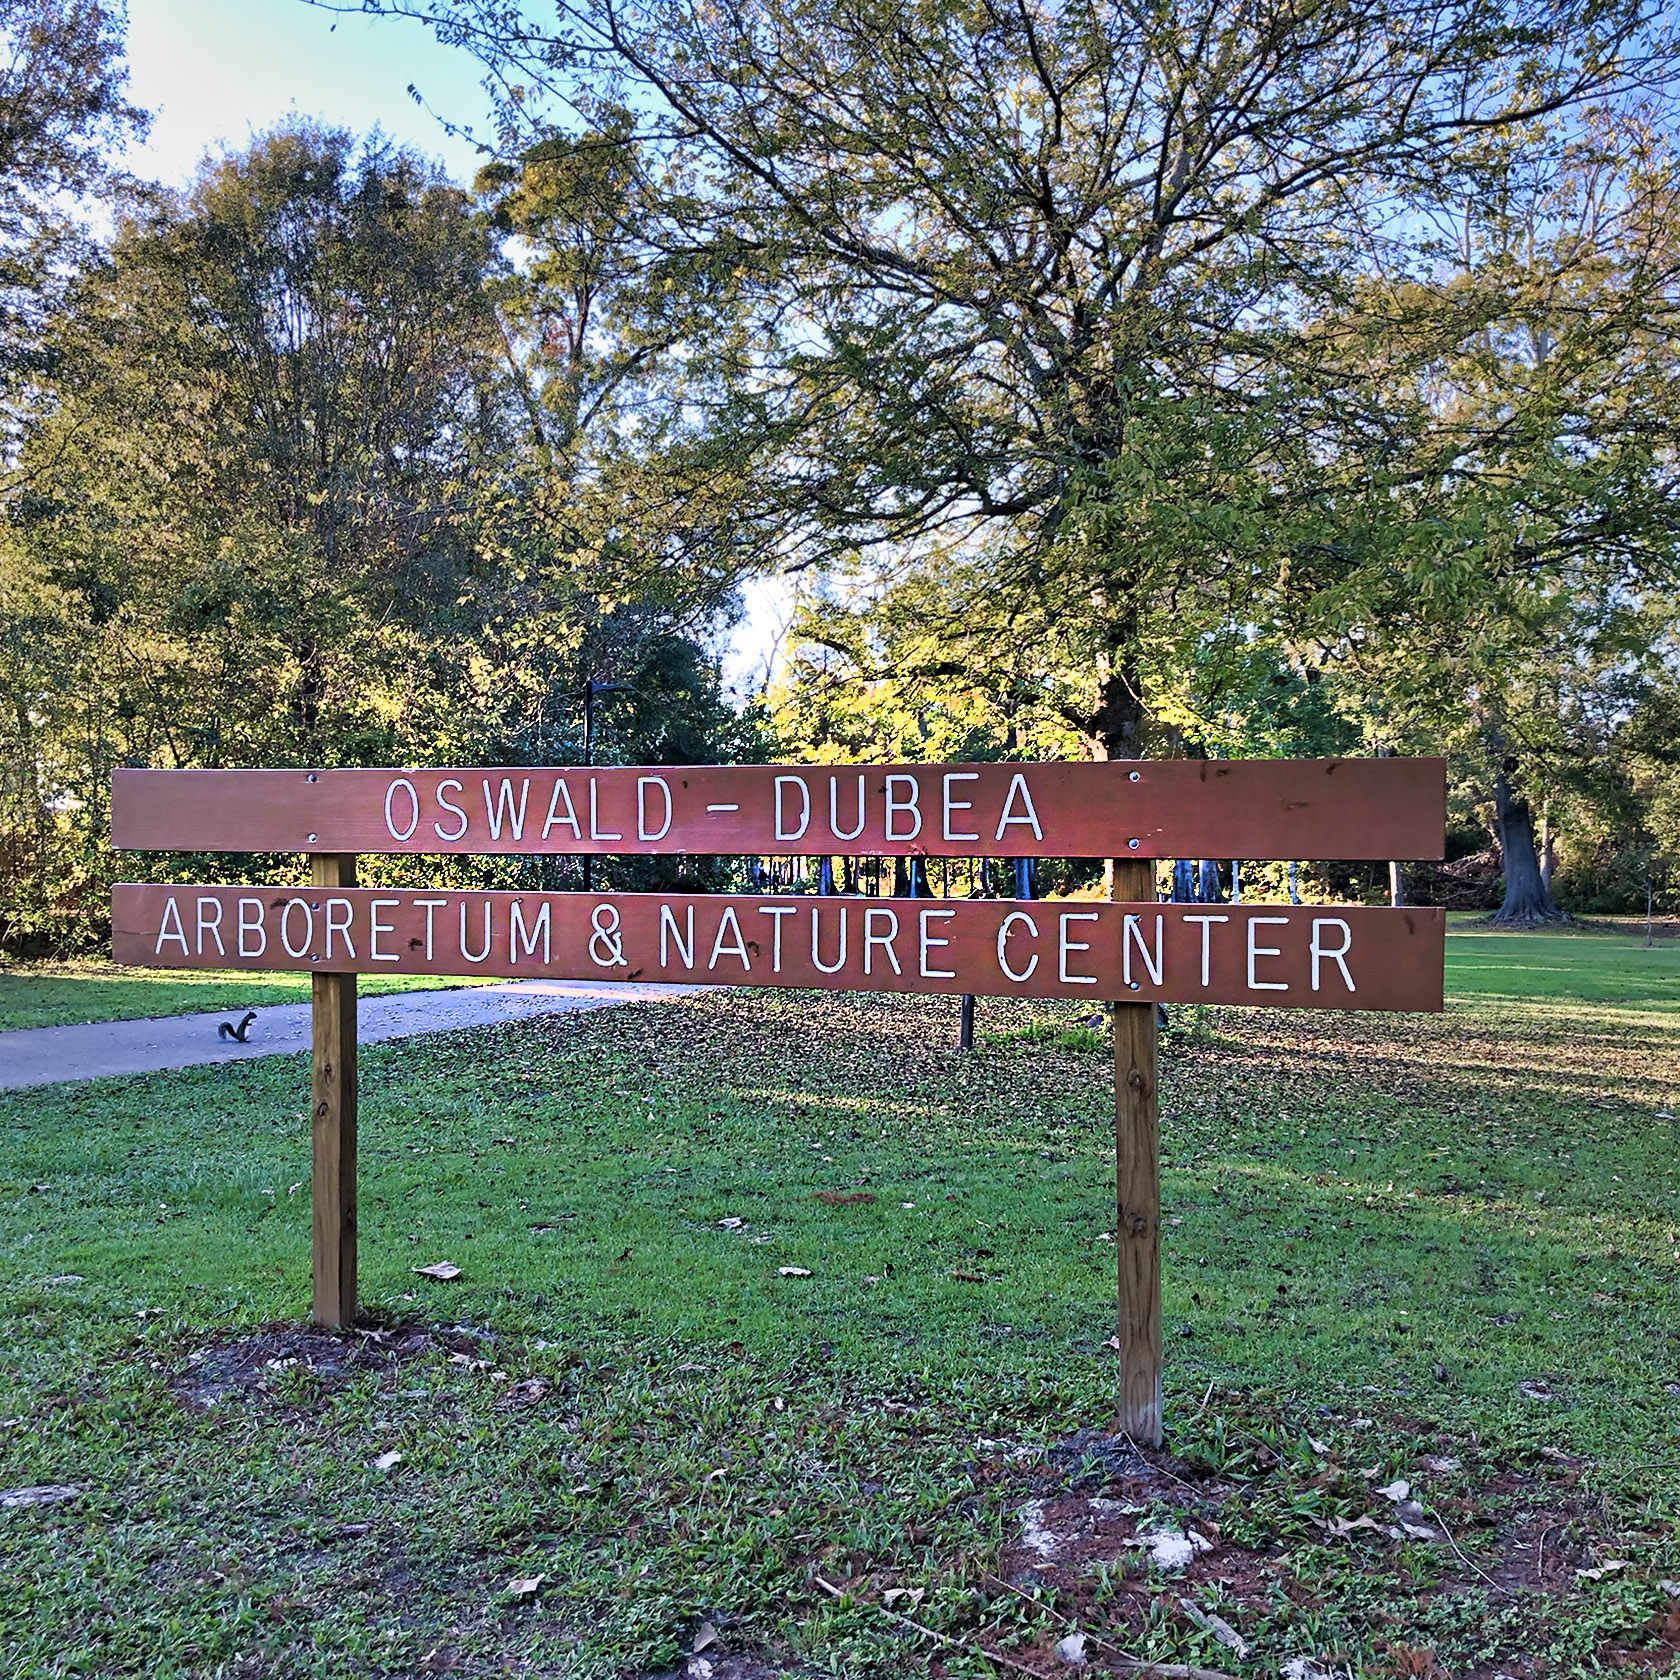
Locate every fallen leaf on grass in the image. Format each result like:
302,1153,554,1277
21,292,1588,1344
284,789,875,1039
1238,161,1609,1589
1519,1380,1557,1401
412,1262,461,1281
1325,1514,1382,1537
499,1378,548,1407
881,1588,924,1609
1575,1559,1629,1580
0,1484,78,1508
372,1450,402,1473
693,1620,718,1653
1419,1455,1461,1473
504,1574,544,1597
1180,1598,1251,1658
1282,1661,1332,1680
951,1270,986,1283
814,1191,875,1205
719,1217,746,1230
1376,1479,1411,1502
778,1266,812,1278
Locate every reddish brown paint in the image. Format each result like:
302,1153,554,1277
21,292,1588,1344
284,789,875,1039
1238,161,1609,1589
112,886,1445,1011
110,759,1446,861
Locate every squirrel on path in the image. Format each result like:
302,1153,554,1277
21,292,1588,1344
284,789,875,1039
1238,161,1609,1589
218,1011,258,1043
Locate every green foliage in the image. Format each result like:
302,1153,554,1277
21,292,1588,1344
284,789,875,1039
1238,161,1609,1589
391,0,1680,763
0,123,756,953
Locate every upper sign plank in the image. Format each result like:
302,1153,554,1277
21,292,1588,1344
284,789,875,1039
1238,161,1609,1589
110,759,1445,861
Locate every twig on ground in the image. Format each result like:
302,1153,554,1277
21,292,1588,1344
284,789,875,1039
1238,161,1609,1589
813,1574,1041,1678
1428,1503,1499,1592
982,1572,1236,1680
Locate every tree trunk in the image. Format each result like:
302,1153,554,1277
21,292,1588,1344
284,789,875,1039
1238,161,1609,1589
1539,811,1556,894
1491,773,1562,925
1089,628,1145,762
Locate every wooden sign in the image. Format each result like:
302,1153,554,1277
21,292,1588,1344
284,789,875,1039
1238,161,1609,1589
112,885,1444,1012
107,756,1450,1444
110,758,1446,860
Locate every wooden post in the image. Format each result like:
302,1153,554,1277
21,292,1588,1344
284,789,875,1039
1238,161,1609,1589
1109,855,1162,1446
310,852,358,1328
959,992,975,1050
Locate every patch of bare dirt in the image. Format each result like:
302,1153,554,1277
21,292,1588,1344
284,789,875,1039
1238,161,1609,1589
166,1321,488,1410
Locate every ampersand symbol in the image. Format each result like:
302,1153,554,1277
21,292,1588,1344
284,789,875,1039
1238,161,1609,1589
589,902,627,967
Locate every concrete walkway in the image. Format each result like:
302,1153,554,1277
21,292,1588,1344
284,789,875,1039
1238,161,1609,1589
0,980,708,1091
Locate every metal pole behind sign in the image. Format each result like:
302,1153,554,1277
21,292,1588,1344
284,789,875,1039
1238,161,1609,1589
1109,853,1162,1445
311,852,358,1328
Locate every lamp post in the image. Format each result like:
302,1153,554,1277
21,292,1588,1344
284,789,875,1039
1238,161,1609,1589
580,680,633,892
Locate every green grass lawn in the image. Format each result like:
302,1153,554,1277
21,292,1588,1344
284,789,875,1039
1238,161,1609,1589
0,961,495,1032
1,928,1677,1677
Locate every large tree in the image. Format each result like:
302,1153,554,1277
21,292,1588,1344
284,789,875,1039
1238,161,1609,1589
0,127,521,947
342,0,1680,760
0,0,145,450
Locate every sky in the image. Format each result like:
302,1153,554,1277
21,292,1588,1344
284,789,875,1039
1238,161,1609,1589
120,0,784,699
124,0,495,190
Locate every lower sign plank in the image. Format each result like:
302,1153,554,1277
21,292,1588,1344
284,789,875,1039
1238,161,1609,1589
113,888,1444,1011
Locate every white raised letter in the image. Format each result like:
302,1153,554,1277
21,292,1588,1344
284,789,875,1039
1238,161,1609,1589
997,910,1039,983
541,777,582,839
414,899,447,962
588,777,622,841
828,774,866,841
708,906,752,971
863,907,902,975
756,904,796,972
324,898,356,960
510,899,551,965
919,908,957,978
884,774,922,841
1059,911,1099,984
810,905,848,974
660,904,695,969
1123,913,1163,987
942,772,980,842
155,895,189,956
384,777,420,841
370,899,400,962
1246,916,1290,990
1183,913,1229,987
460,900,492,963
196,896,226,957
1311,917,1356,993
994,773,1044,842
237,897,267,957
280,899,313,958
637,776,673,841
774,775,811,841
483,777,530,841
433,779,469,842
